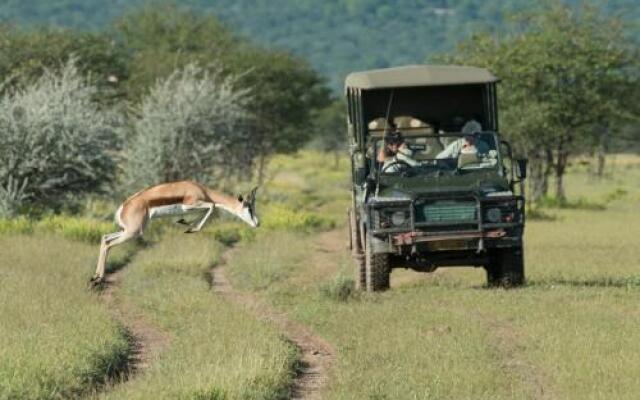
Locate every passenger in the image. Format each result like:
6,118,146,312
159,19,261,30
436,120,489,159
377,129,419,173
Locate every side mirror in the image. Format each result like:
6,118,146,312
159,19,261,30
516,158,528,180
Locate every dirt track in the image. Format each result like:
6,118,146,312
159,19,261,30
212,254,335,400
97,265,170,387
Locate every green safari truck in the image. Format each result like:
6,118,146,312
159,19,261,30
346,65,528,291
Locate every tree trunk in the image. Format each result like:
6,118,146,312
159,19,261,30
555,143,569,203
529,149,552,202
596,123,610,178
257,153,267,186
530,155,546,202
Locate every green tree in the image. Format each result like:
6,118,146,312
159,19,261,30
115,5,331,180
0,26,128,101
310,99,347,167
114,4,237,101
441,4,639,201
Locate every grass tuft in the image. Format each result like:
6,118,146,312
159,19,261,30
0,216,34,234
319,273,357,302
536,195,607,210
261,204,335,232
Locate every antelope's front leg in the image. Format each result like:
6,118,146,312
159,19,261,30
91,231,123,286
185,203,215,233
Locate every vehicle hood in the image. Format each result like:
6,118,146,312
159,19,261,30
375,171,510,199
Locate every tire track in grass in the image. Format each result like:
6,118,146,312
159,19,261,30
212,257,334,400
91,252,170,394
478,312,557,400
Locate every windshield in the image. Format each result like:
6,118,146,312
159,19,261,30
370,132,501,177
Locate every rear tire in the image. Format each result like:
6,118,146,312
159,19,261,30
365,236,390,292
484,248,525,288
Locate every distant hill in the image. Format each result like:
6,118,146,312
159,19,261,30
1,0,638,90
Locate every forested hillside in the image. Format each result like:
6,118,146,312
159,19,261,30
1,0,637,90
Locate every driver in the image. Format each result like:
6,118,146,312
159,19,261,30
377,129,419,173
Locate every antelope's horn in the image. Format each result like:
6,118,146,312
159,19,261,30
249,186,258,202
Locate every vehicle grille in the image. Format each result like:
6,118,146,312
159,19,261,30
418,200,477,223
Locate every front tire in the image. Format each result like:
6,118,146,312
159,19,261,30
484,248,525,288
365,236,390,292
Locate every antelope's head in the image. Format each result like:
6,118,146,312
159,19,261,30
237,186,259,228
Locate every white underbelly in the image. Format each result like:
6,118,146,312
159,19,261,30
149,204,201,218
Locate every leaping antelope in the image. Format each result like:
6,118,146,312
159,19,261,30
90,181,259,285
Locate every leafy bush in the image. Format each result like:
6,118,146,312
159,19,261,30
123,63,256,190
0,59,121,217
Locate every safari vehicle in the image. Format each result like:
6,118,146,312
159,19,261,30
346,65,528,291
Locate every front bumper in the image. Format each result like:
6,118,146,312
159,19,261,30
367,193,524,253
392,228,506,246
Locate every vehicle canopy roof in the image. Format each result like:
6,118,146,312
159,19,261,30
345,65,498,90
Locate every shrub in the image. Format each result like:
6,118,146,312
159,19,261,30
0,59,122,217
123,63,256,190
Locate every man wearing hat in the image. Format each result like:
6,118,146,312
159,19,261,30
436,119,489,159
377,125,419,173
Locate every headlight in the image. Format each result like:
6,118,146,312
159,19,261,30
391,211,407,226
486,207,502,223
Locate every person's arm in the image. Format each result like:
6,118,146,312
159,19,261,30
377,146,387,163
436,139,462,159
396,144,419,166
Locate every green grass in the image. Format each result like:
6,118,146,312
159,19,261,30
101,231,297,400
2,151,639,399
0,215,118,244
225,152,640,399
0,235,132,399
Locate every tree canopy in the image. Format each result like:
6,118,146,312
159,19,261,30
441,4,639,200
1,0,638,91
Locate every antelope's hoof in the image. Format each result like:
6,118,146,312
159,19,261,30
88,276,104,289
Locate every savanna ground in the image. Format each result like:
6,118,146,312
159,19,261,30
1,151,639,399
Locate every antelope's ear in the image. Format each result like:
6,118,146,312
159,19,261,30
237,194,244,203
